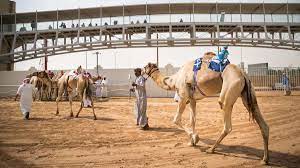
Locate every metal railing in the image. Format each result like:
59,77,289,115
244,67,300,91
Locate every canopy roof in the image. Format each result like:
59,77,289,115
2,2,300,24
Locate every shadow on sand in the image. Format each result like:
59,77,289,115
196,137,300,167
28,117,55,121
74,115,115,121
0,148,35,167
147,127,185,133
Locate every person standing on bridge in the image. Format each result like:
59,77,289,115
132,68,149,130
217,46,229,63
31,20,36,31
15,78,36,120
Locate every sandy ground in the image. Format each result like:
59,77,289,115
0,92,299,168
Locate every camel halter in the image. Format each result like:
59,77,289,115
144,66,159,80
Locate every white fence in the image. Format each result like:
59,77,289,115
244,67,300,91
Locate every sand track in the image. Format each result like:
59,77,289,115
0,93,299,167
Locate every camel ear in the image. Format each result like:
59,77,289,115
148,62,151,67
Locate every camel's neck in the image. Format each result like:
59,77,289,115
150,70,176,91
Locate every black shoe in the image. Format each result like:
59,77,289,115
24,112,29,120
140,124,149,130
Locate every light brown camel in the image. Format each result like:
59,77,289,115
55,66,97,120
143,52,269,164
48,71,65,100
28,71,52,101
30,76,43,100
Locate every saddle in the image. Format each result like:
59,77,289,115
208,57,230,72
191,54,229,96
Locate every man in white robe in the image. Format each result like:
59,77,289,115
95,78,102,98
174,91,180,102
15,78,36,120
101,77,108,98
132,68,149,130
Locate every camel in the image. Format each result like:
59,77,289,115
55,66,97,120
30,76,43,100
28,71,52,101
48,71,65,100
143,52,269,164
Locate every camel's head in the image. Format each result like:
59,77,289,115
143,62,158,77
37,71,48,78
27,71,48,79
77,65,83,74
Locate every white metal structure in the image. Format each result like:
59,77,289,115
0,2,300,68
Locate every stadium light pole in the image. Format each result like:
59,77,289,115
85,51,88,70
156,33,159,67
95,51,100,75
219,11,225,53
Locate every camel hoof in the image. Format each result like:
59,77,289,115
75,115,78,118
187,142,194,147
94,117,97,120
70,114,74,117
206,148,214,154
192,134,200,145
261,159,269,165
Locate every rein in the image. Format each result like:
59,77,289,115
144,67,159,80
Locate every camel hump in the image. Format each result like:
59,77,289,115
203,52,216,61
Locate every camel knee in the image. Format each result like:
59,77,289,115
56,96,61,102
218,101,223,109
173,116,181,124
222,126,232,136
262,123,269,139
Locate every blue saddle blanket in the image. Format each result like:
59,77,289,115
193,58,203,72
208,57,230,72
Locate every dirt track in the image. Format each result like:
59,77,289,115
0,92,299,168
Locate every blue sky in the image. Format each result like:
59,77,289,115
13,0,300,70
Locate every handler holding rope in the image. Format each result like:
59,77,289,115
132,68,149,130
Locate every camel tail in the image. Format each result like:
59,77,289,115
241,73,259,122
83,79,91,101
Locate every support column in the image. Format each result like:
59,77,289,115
0,36,14,71
44,38,48,70
190,24,196,45
146,25,151,46
263,25,269,39
71,37,74,51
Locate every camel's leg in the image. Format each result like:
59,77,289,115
207,81,241,153
47,86,51,101
206,103,233,153
252,105,269,165
76,89,84,118
187,99,199,146
33,89,37,101
55,95,61,115
68,91,74,117
173,98,187,129
75,101,83,118
56,85,64,115
91,98,97,120
40,86,44,101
